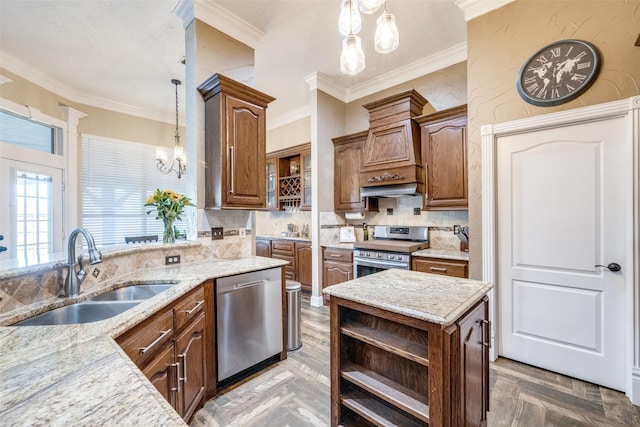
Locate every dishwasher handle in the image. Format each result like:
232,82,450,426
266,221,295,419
234,279,268,289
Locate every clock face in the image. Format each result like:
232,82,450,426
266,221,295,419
516,39,601,107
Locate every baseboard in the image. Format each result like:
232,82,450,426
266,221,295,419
310,295,324,307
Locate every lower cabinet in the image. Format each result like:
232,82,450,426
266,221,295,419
272,240,296,280
322,247,353,304
331,296,489,426
412,256,469,278
116,283,211,422
256,237,272,257
295,242,312,292
257,238,312,291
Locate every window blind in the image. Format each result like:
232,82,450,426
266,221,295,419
81,135,189,246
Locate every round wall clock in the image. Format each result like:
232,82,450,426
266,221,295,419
516,39,601,107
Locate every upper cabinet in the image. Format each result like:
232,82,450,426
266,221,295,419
332,131,378,212
266,142,311,211
198,74,275,209
416,105,468,210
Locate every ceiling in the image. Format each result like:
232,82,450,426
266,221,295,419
0,0,477,127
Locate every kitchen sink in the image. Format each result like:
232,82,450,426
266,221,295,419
13,301,141,326
90,284,175,301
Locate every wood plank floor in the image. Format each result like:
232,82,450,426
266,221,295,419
190,296,640,427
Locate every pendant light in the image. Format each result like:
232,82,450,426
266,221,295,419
338,0,361,36
359,0,384,14
340,0,365,75
156,79,186,178
374,3,399,54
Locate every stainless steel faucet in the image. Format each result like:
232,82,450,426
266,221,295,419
62,227,102,298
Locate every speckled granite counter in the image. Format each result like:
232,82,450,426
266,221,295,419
256,234,311,243
411,248,469,261
321,242,355,250
323,269,492,326
0,256,288,426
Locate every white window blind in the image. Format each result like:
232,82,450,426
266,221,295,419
81,135,189,246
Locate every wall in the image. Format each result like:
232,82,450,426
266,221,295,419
266,116,311,152
466,0,640,279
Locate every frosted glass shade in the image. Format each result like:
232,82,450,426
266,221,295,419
338,0,361,36
374,11,399,53
359,0,384,14
340,34,365,75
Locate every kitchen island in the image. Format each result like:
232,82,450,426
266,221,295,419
0,256,288,426
324,269,493,426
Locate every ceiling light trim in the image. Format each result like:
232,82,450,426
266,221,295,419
191,1,265,48
454,0,516,21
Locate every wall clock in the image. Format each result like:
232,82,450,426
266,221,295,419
516,39,601,107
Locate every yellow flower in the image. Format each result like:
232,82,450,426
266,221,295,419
144,189,193,221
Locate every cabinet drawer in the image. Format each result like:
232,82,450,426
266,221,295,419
272,240,294,253
323,248,353,263
412,257,468,278
118,309,174,365
174,286,206,332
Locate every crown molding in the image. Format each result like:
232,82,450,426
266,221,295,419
0,74,13,85
0,50,172,124
304,72,348,103
455,0,516,21
188,0,265,48
267,104,311,131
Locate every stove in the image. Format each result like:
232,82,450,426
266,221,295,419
353,226,429,278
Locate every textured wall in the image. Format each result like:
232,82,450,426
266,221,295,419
466,0,640,279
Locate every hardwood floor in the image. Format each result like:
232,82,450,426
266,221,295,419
190,296,639,426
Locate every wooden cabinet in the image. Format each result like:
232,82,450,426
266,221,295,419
256,237,272,258
266,159,277,210
295,242,312,292
412,256,469,278
330,295,489,426
332,131,378,212
198,73,275,209
322,248,353,304
116,283,211,421
266,142,312,211
416,105,468,210
272,239,296,280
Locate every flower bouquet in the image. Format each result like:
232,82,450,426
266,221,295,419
145,189,193,243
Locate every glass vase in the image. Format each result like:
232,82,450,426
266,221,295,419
162,218,175,244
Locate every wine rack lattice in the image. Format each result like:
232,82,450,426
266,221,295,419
279,176,301,197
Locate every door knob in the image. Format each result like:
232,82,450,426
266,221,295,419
595,263,622,272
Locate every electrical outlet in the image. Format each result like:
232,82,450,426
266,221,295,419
386,208,394,215
413,208,421,215
211,227,224,240
165,255,181,265
453,225,461,235
239,227,246,238
92,268,100,278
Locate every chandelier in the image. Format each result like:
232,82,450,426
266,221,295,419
156,79,186,178
339,0,399,75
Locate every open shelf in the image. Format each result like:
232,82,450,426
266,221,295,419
341,362,430,423
341,387,427,427
341,321,429,367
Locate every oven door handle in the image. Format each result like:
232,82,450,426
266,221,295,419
354,258,409,269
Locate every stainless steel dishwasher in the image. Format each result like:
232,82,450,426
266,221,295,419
216,267,283,383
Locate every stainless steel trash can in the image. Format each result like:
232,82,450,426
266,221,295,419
286,280,302,351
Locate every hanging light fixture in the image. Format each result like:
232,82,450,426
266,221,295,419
374,3,399,53
359,0,384,14
339,0,365,75
338,0,361,36
156,79,186,179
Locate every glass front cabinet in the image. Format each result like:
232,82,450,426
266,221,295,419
265,142,311,211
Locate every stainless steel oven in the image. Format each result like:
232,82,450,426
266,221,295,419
353,226,429,279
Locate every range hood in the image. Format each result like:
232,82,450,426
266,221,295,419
360,183,421,198
359,90,428,198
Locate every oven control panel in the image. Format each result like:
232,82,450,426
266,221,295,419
355,250,410,263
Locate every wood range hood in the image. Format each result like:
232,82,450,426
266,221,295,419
359,89,428,198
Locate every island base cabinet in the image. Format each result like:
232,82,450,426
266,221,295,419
330,296,489,427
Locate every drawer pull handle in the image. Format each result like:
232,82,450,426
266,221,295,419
171,362,181,393
330,254,342,258
140,329,171,354
179,352,188,384
430,267,447,272
184,300,204,315
476,319,491,348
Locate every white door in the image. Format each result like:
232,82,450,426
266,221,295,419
497,115,629,391
0,158,64,262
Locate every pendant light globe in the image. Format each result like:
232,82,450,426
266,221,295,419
338,0,361,36
374,10,399,53
340,34,365,75
359,0,384,14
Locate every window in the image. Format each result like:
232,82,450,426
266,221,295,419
81,135,189,247
0,110,60,154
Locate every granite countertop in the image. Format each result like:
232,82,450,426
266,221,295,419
322,242,355,250
0,256,288,426
256,234,312,242
323,269,492,326
411,248,469,261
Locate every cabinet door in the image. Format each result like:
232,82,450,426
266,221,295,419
422,116,468,210
335,139,368,211
295,242,312,291
301,151,312,209
457,298,489,426
266,159,277,210
272,253,295,280
323,260,353,288
256,238,272,257
141,342,177,410
223,95,266,208
175,312,207,421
